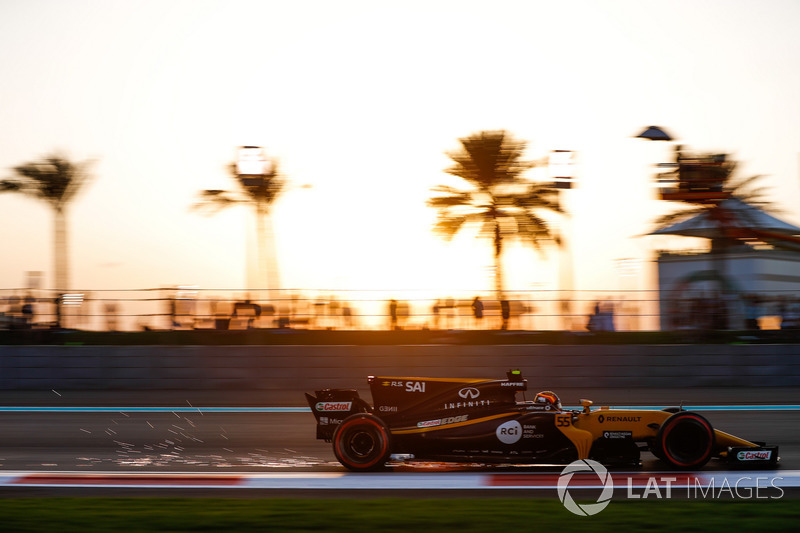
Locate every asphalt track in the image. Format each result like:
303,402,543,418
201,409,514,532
1,399,798,498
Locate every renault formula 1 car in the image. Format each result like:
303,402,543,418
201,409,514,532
306,370,779,471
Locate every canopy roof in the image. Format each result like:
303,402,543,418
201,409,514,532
651,197,800,239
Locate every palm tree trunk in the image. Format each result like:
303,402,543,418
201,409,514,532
54,207,68,292
494,221,504,300
255,200,268,292
263,207,280,294
255,200,281,294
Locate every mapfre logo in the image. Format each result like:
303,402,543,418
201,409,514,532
458,387,480,399
315,402,352,412
557,459,614,516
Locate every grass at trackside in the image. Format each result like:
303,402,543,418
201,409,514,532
0,498,798,532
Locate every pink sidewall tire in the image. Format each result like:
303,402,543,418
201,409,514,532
657,411,715,469
332,413,391,471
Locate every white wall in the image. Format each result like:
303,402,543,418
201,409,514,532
657,249,800,330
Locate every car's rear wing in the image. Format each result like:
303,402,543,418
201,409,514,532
305,389,371,441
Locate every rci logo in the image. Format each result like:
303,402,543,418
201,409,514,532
495,420,522,444
557,459,614,516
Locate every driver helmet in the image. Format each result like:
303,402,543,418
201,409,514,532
534,391,562,410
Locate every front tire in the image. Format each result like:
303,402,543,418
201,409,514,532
656,411,715,469
332,413,391,471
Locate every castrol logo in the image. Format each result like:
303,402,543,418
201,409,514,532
737,450,772,461
315,401,352,412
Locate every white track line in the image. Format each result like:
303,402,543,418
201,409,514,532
2,470,798,490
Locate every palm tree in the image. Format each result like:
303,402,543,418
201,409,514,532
427,130,563,298
1,153,93,291
194,150,285,292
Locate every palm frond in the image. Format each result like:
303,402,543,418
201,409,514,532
4,153,93,209
729,173,761,191
738,185,769,198
0,180,23,192
651,206,705,227
195,154,287,216
445,130,535,188
512,184,564,214
230,160,285,204
728,175,777,209
192,189,245,213
512,211,560,249
430,184,470,196
426,189,474,209
432,215,469,240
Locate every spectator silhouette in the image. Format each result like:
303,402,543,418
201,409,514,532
104,302,118,331
232,298,262,328
501,299,510,330
587,300,615,332
342,303,353,329
389,299,398,330
743,294,761,330
55,294,64,330
21,294,34,329
432,299,441,330
472,296,484,328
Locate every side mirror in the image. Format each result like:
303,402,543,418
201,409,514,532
580,399,593,414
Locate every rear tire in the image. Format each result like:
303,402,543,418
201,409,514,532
332,413,392,471
656,411,715,469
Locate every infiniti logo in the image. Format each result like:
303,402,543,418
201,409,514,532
458,387,480,399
